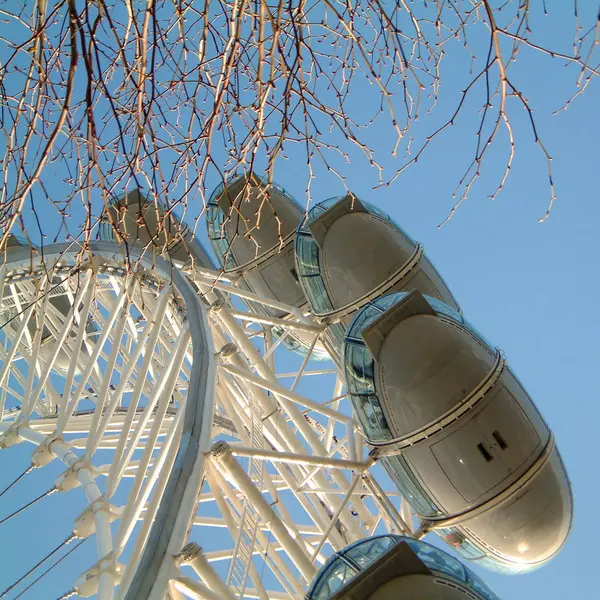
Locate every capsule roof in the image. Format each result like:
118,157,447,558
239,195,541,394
342,291,479,444
295,196,401,317
306,534,500,600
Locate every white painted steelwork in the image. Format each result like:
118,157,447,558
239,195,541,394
0,242,214,600
0,239,418,600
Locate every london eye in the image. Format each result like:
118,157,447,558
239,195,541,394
0,175,573,599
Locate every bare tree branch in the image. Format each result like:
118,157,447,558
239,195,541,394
0,0,596,264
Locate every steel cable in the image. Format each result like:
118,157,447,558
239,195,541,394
0,534,76,598
0,465,34,499
12,538,86,600
0,487,56,527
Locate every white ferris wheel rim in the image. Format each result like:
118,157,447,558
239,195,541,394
0,241,215,600
0,241,415,600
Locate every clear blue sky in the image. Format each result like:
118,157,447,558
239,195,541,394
1,2,598,598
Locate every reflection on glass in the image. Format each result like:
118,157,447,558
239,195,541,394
306,535,501,600
467,570,503,600
311,558,358,600
344,536,395,568
295,230,334,315
382,455,441,517
405,538,467,582
426,296,464,323
343,342,375,395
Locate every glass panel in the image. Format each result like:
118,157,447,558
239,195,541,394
295,231,335,315
368,204,392,222
437,529,486,560
256,175,303,210
467,571,503,600
350,394,391,442
208,181,226,205
426,296,464,323
271,326,330,361
346,304,382,339
344,536,396,569
312,559,358,600
345,292,411,340
375,291,406,312
326,323,347,352
423,293,494,352
207,201,231,266
343,342,375,395
98,222,116,241
206,217,223,241
405,539,467,583
382,455,441,517
304,276,332,314
296,233,321,276
223,252,239,270
311,197,345,218
461,317,497,353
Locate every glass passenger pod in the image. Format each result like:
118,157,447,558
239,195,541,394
206,173,306,307
207,174,330,361
306,534,501,600
207,173,303,269
99,188,213,267
342,291,573,574
294,194,460,323
0,235,98,376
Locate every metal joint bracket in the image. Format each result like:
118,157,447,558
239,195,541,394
74,500,121,539
210,440,231,459
55,458,100,492
31,433,67,467
368,447,381,462
218,342,238,359
74,553,124,598
176,542,203,566
0,420,26,448
210,298,226,312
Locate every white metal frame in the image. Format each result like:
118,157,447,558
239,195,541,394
142,264,416,600
0,242,215,600
0,242,417,600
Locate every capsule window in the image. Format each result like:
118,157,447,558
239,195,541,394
477,443,494,462
492,430,508,450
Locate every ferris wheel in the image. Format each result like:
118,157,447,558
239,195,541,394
0,176,571,600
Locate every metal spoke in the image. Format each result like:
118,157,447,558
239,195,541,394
1,242,417,600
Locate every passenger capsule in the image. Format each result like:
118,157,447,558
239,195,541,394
207,174,328,359
342,291,572,574
295,195,459,356
306,534,501,600
0,234,98,376
99,188,213,267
